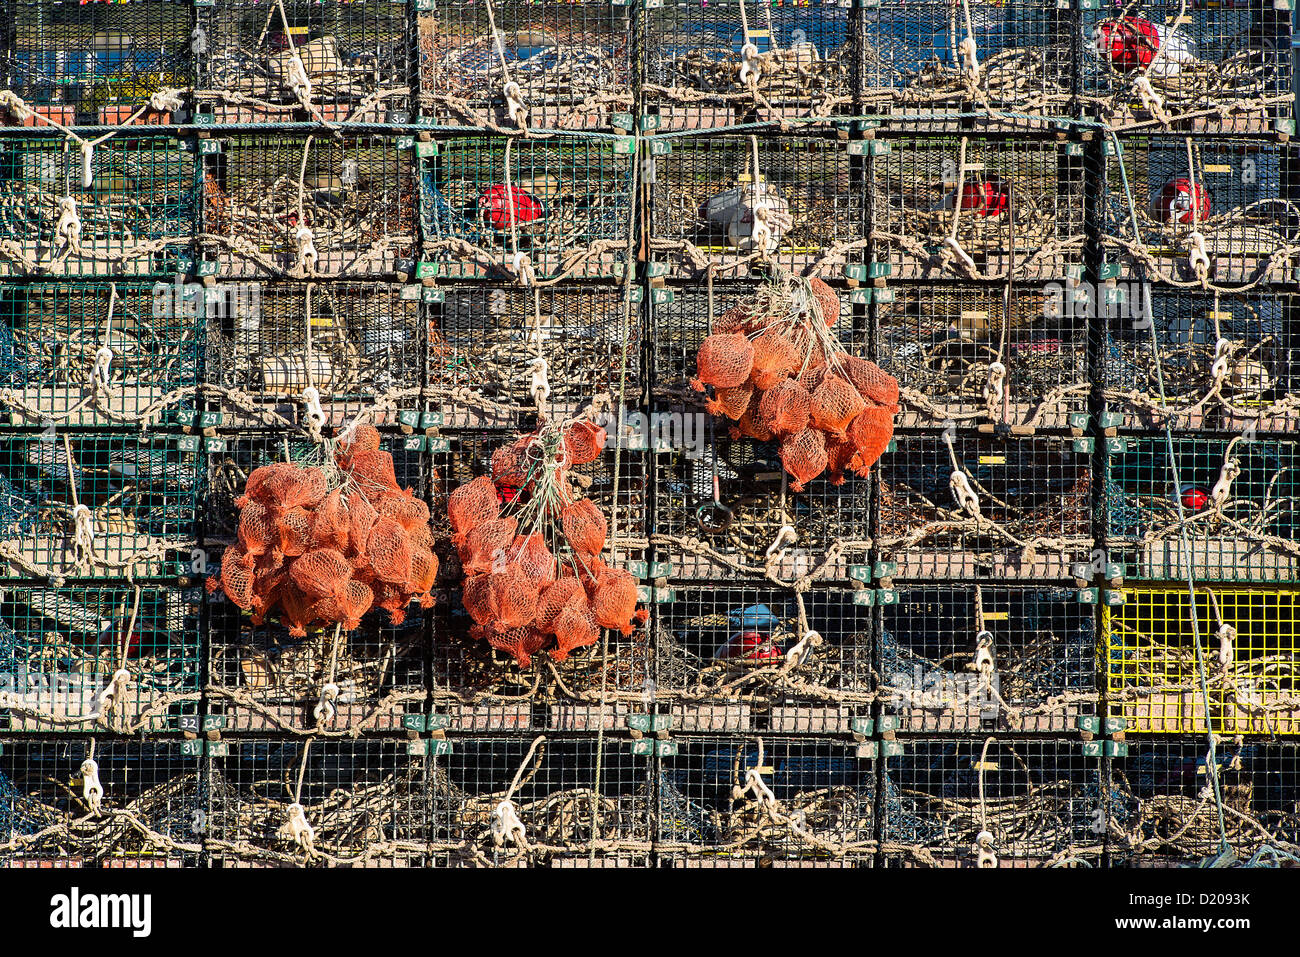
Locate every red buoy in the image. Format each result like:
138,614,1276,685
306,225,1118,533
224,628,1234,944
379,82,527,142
959,177,1010,218
1154,178,1212,226
714,631,784,662
478,185,545,231
1096,16,1161,70
1180,485,1210,511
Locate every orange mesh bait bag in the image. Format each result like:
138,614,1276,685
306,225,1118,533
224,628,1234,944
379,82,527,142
591,566,645,636
824,435,857,486
758,379,812,437
448,475,500,544
491,439,532,487
289,548,353,601
750,331,798,391
808,277,841,326
372,580,411,626
237,461,299,509
705,383,754,421
475,624,550,668
840,354,900,408
335,424,382,469
551,605,600,662
236,501,274,567
277,584,318,639
344,493,379,568
409,548,439,608
309,488,350,552
276,506,316,559
847,403,898,476
534,577,587,635
377,492,430,534
730,405,775,442
691,332,755,391
462,573,496,626
561,499,607,557
213,545,255,609
779,428,829,491
366,516,414,586
511,533,557,588
348,449,401,499
310,580,375,632
563,421,606,466
810,375,866,440
713,304,756,335
488,570,540,630
459,516,518,575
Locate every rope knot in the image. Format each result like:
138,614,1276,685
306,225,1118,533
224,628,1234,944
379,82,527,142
983,360,1007,411
1217,623,1237,670
949,469,982,520
284,802,316,855
301,385,326,436
149,87,184,113
503,80,528,129
784,630,821,670
764,523,798,565
974,829,998,868
738,766,777,813
313,681,340,724
1210,338,1232,387
510,250,535,287
738,42,762,86
490,799,528,849
1210,457,1241,510
92,345,114,388
526,356,550,407
293,224,318,275
1186,230,1211,285
97,667,132,717
81,758,104,817
54,197,83,251
71,504,96,569
974,630,995,680
286,54,313,101
1132,75,1169,125
0,90,33,121
958,36,981,85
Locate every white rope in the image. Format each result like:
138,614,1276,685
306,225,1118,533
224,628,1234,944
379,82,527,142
80,142,94,190
286,54,313,104
313,681,339,724
784,630,821,669
765,523,798,562
949,470,982,520
974,630,995,679
503,80,529,129
510,251,535,286
1132,75,1169,125
71,504,96,569
983,361,1007,409
1187,230,1210,283
53,197,83,252
1209,457,1240,510
80,759,104,817
301,385,326,434
527,356,550,407
284,802,316,855
0,90,33,122
1217,623,1237,670
958,37,980,86
739,42,762,86
293,224,318,275
749,204,773,253
975,829,998,868
92,346,114,388
149,87,184,113
736,765,778,812
1209,338,1232,388
96,668,132,716
490,799,528,849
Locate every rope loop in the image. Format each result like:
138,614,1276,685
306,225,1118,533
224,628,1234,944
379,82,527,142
293,224,318,275
765,523,798,563
785,630,821,669
1187,230,1211,284
80,142,94,189
958,36,980,85
284,802,316,855
97,668,132,714
738,42,762,86
527,356,551,407
301,385,326,433
92,346,114,388
1210,457,1241,510
503,80,528,128
974,630,995,679
313,681,340,724
975,829,998,868
510,251,535,286
1210,338,1232,386
81,759,104,816
71,504,96,569
0,89,33,121
490,800,528,848
149,87,184,113
983,361,1007,409
1217,623,1237,670
54,197,83,251
949,470,982,520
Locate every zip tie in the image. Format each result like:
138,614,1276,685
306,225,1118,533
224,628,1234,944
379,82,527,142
80,142,94,189
313,681,339,724
983,361,1007,409
92,346,114,387
785,630,821,669
974,630,995,679
958,36,980,85
293,224,318,275
503,80,528,128
54,197,83,251
738,42,762,86
81,758,104,816
765,523,798,563
1217,623,1237,670
527,356,550,406
1210,457,1241,510
284,802,316,855
1210,338,1232,386
975,829,998,868
97,668,131,714
490,799,528,848
301,385,326,431
949,469,981,520
1187,231,1211,283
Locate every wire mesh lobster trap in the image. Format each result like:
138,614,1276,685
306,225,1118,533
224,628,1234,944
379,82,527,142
1101,135,1299,284
0,0,192,126
420,0,634,131
0,739,204,868
205,737,432,867
643,0,856,130
428,285,642,428
0,584,201,732
205,280,424,430
880,584,1097,734
1107,739,1300,867
0,134,196,278
876,284,1089,430
656,736,876,867
1080,0,1295,135
647,585,872,734
1103,433,1300,583
0,429,200,580
201,133,416,281
1102,288,1300,432
431,736,653,866
1105,586,1300,735
880,737,1104,867
0,280,203,428
878,432,1093,581
418,134,634,281
194,0,412,124
649,133,863,278
870,132,1087,281
860,0,1078,125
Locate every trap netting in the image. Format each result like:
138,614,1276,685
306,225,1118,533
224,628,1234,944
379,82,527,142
201,133,416,281
430,285,642,427
0,430,199,580
876,284,1089,430
1081,1,1295,135
1101,134,1299,286
0,739,205,868
420,0,634,131
1102,288,1299,432
205,280,424,429
1103,434,1300,584
419,134,634,282
0,584,200,733
1,0,191,126
642,0,857,130
879,737,1105,868
432,736,653,867
650,133,864,278
880,585,1097,734
657,736,876,867
205,738,433,867
194,0,413,124
871,132,1087,282
1105,586,1300,736
0,280,202,428
1107,740,1300,867
877,432,1094,581
0,134,196,279
649,585,873,731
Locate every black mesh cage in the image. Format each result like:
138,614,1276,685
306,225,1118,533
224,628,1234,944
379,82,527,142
205,737,431,867
194,0,413,124
878,432,1093,581
880,737,1104,867
420,0,634,131
0,280,203,428
880,584,1097,734
201,134,416,281
0,738,204,867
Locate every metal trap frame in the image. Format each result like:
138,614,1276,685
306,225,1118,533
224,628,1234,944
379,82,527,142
1101,134,1299,284
0,429,200,581
876,283,1089,430
1080,0,1295,135
877,432,1094,581
0,738,204,868
1102,287,1300,432
649,132,864,279
0,280,203,428
643,0,857,131
200,133,416,281
880,584,1097,734
428,284,643,428
430,735,653,867
1,0,192,127
0,133,196,278
869,131,1087,282
648,584,874,734
1105,586,1300,735
420,0,634,132
1103,433,1300,583
194,0,413,125
205,737,432,867
0,584,201,732
205,280,425,430
418,134,634,281
879,736,1105,867
1107,739,1300,867
656,735,876,867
